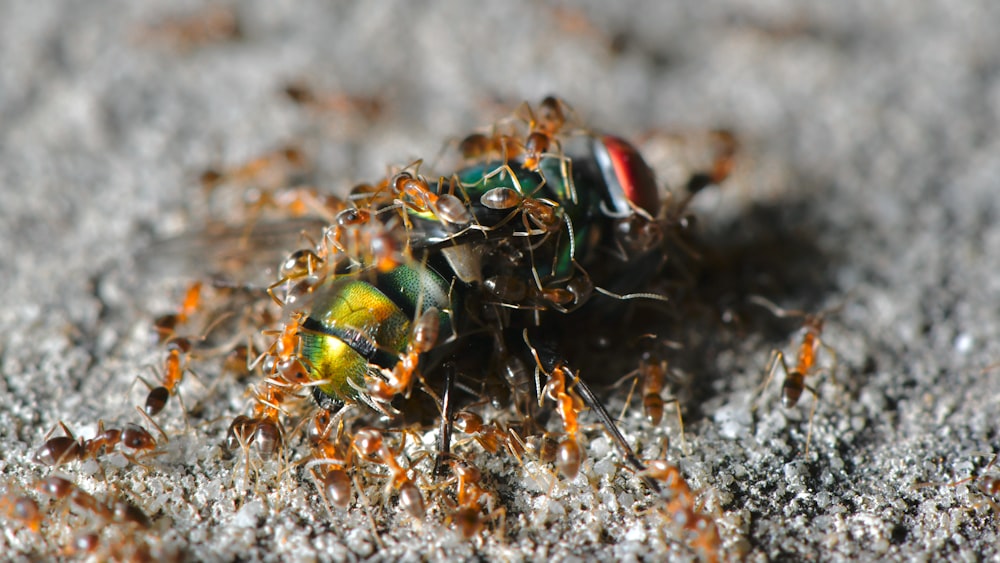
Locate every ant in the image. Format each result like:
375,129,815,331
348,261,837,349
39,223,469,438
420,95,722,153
265,248,324,306
749,295,841,454
242,373,299,461
224,312,328,470
321,206,412,275
305,410,354,511
0,493,43,533
200,144,308,194
515,96,573,172
443,458,504,539
283,81,385,123
640,460,721,563
144,284,250,419
152,281,203,343
252,311,310,385
34,476,155,560
616,351,689,454
137,5,242,52
452,412,509,456
223,409,290,497
351,428,425,520
34,420,161,467
142,337,195,417
35,476,151,530
479,184,563,235
146,280,227,417
388,167,473,231
457,130,527,164
225,414,285,461
525,330,584,480
222,342,258,379
366,307,441,404
915,452,1000,513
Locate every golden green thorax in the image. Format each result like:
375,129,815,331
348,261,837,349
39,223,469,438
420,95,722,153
298,277,412,402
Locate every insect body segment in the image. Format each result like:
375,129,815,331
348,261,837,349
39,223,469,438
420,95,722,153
0,493,43,533
593,134,660,217
297,262,453,410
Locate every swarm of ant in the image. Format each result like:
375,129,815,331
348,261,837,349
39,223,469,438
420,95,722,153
3,97,777,562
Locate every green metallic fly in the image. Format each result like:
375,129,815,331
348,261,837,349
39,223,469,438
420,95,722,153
246,98,731,476
143,97,734,556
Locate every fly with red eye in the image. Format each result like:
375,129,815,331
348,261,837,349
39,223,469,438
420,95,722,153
114,97,737,557
249,100,737,485
279,106,735,492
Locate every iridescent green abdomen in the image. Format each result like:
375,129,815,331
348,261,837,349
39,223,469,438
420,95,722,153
299,263,453,403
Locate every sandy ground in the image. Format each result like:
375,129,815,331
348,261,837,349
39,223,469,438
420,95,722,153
3,1,1000,561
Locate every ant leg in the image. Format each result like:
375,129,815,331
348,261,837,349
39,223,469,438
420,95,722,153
946,452,999,487
752,349,790,412
490,506,507,544
819,339,840,387
135,407,169,443
617,370,641,422
914,451,999,513
174,388,191,430
662,397,689,456
57,421,76,442
802,386,820,456
575,378,661,495
434,364,456,477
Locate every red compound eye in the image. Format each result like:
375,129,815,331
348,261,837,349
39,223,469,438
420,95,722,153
592,135,659,216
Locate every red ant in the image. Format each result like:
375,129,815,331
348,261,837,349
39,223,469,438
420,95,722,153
525,330,584,480
478,184,563,235
145,290,246,419
389,168,472,228
444,459,504,539
640,460,721,563
749,295,841,454
252,311,311,386
616,352,688,454
152,281,203,343
141,337,195,417
34,420,161,467
283,81,385,123
265,248,324,306
452,412,509,455
200,144,308,193
915,452,1000,513
457,131,525,163
516,96,572,172
366,307,441,405
36,476,151,530
0,493,43,533
305,410,354,511
351,428,425,520
34,476,155,560
238,375,297,461
137,5,242,52
321,206,412,275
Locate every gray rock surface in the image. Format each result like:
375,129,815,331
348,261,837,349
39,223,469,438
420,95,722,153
2,1,999,561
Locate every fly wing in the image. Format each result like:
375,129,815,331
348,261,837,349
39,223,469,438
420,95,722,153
138,217,329,289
